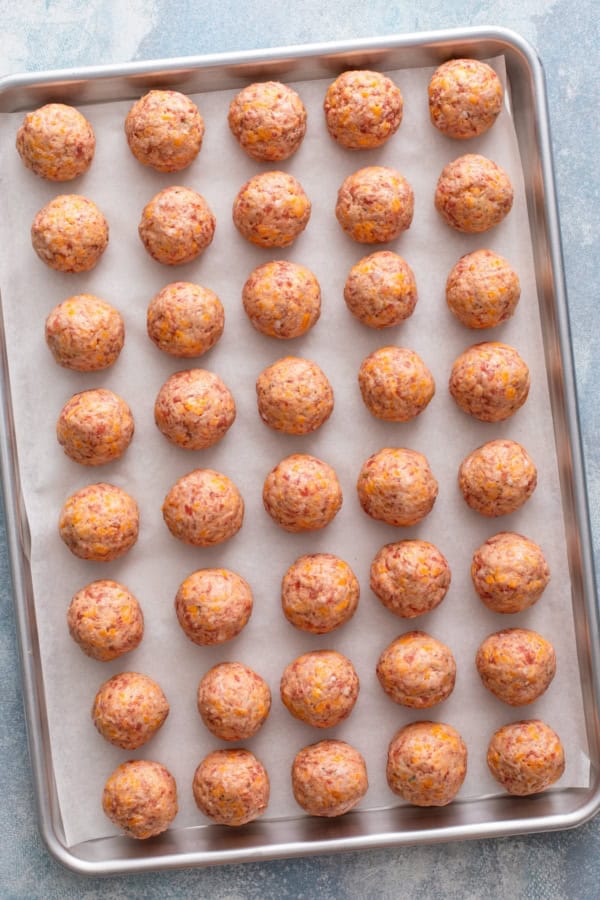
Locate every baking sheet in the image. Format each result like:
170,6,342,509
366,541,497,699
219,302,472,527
0,57,589,848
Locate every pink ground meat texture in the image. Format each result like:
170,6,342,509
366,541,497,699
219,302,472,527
193,749,270,826
197,661,271,740
92,671,169,750
344,251,418,328
232,171,311,247
31,194,108,272
67,579,144,661
102,759,178,839
471,531,550,613
16,102,95,181
45,294,125,371
256,357,334,434
376,630,456,708
59,482,139,562
139,186,215,265
449,342,530,422
446,249,521,328
56,388,134,465
324,70,403,149
125,90,204,172
154,369,236,450
146,281,224,357
370,540,451,618
435,154,513,233
162,468,244,546
476,628,556,705
292,740,368,816
357,447,438,527
228,81,307,161
263,454,342,532
458,439,537,517
387,721,468,806
487,719,565,795
358,346,435,421
428,59,503,139
336,166,414,243
175,568,253,645
281,553,360,633
242,260,321,338
280,649,359,728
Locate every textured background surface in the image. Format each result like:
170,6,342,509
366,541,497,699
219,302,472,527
0,1,598,898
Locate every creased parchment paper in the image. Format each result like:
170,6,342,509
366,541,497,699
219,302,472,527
0,57,590,848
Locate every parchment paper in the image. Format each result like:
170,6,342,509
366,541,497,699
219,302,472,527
0,58,590,848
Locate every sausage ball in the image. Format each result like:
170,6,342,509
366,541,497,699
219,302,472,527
344,251,417,329
336,166,414,243
446,249,521,329
162,469,244,546
376,631,456,708
175,568,253,645
357,447,438,527
280,649,359,728
242,260,321,339
125,90,204,172
428,59,503,139
263,454,342,532
146,281,224,358
16,103,95,181
487,719,565,795
471,531,550,614
192,749,270,826
228,81,307,161
387,721,467,806
56,388,134,465
31,194,108,272
59,482,139,562
435,154,513,233
358,346,435,421
92,672,169,750
370,540,451,619
102,760,178,840
281,553,360,634
323,70,403,149
449,342,530,422
45,294,125,371
458,439,537,517
67,579,144,661
139,186,215,265
256,357,334,435
292,740,368,817
154,369,236,450
232,171,311,247
197,662,271,740
476,628,556,705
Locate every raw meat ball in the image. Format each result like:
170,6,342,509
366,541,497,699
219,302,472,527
263,454,342,532
370,540,451,619
387,721,467,806
324,70,403,149
242,260,321,338
280,649,359,728
154,369,236,450
67,580,144,661
292,740,368,816
256,357,334,434
358,346,435,421
59,482,139,561
56,388,134,465
471,531,550,614
435,154,513,233
102,760,178,840
146,281,224,357
162,469,244,546
45,294,125,371
92,672,169,749
446,249,520,329
357,447,438,527
336,166,414,243
344,251,417,328
228,81,307,161
192,749,270,826
428,59,503,139
459,439,537,516
125,90,204,172
449,342,530,422
175,568,253,645
139,186,215,265
16,103,95,181
476,628,556,705
232,171,311,247
197,662,271,740
376,631,456,708
31,194,108,272
487,719,565,795
281,553,360,633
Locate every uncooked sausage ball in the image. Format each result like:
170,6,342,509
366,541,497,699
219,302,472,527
428,59,503,139
102,760,178,839
139,186,215,265
228,81,307,161
471,531,550,614
197,662,271,740
162,469,244,546
154,369,236,450
16,103,95,181
59,482,139,561
449,343,530,422
192,749,270,826
476,628,556,705
336,166,414,243
67,580,144,661
146,282,224,357
125,90,204,172
387,721,467,806
370,540,451,619
31,194,108,272
45,295,125,371
263,454,342,532
92,672,169,749
242,260,321,339
256,357,334,434
376,631,456,708
344,251,417,329
56,388,134,465
487,719,565,795
324,70,403,149
292,740,368,817
280,649,359,728
446,249,521,329
357,447,438,527
281,553,360,634
175,568,253,645
435,154,513,233
358,347,435,421
233,171,311,247
458,439,537,517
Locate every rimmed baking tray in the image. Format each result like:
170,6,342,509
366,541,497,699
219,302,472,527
0,26,599,874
